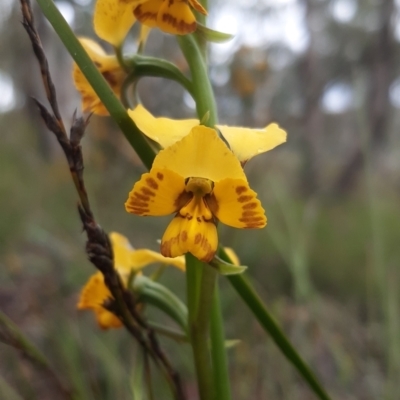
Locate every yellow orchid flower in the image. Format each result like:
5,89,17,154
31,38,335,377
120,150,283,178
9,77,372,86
128,104,287,163
132,0,207,35
77,232,185,329
125,127,267,262
72,38,128,116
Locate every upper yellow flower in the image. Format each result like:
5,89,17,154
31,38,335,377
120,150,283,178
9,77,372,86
132,0,207,35
125,127,269,262
128,104,287,163
94,0,206,40
77,232,185,329
73,38,128,116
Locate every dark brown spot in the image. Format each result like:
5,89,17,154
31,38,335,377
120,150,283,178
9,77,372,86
146,177,158,190
242,202,258,210
94,61,102,68
238,195,253,203
157,172,164,181
161,227,183,257
194,233,202,245
235,186,248,195
197,217,202,222
181,231,188,242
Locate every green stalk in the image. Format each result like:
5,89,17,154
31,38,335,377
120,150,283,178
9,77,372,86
185,254,216,400
191,261,217,400
177,35,218,126
210,279,232,400
186,253,202,327
35,0,155,170
180,30,231,400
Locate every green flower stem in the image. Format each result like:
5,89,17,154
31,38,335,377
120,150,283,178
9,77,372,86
210,279,232,400
194,0,207,56
177,34,218,126
180,29,231,400
187,257,217,400
35,0,155,170
185,253,202,327
129,55,195,98
218,248,331,400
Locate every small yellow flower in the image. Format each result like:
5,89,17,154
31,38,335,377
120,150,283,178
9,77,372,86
128,104,287,163
125,127,268,262
72,38,127,116
132,0,207,35
77,232,185,329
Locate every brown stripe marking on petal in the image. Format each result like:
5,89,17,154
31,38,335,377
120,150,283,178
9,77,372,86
194,233,202,244
200,234,215,262
134,5,157,23
181,230,188,242
235,185,248,195
161,226,181,258
127,174,162,215
243,221,265,228
141,187,156,197
242,210,258,217
133,192,150,202
237,195,253,203
161,13,196,34
127,207,150,215
235,188,266,228
242,202,258,210
193,230,215,262
146,177,158,190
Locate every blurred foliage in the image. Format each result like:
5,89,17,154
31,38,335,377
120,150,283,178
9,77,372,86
1,0,400,398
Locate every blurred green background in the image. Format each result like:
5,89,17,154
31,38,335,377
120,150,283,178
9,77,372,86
1,0,400,398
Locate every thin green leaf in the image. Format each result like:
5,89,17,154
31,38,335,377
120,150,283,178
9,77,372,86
210,256,247,275
196,23,234,43
133,275,188,334
210,280,232,400
219,248,332,400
